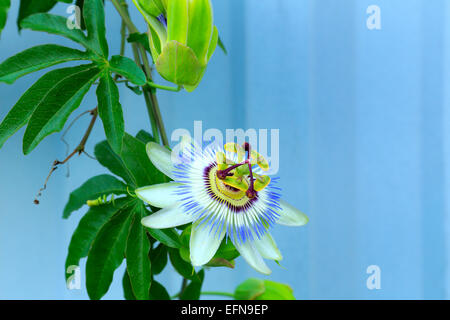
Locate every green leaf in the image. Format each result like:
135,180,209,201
214,238,240,261
86,201,135,300
135,130,154,144
17,0,57,30
150,243,167,275
234,278,265,300
23,64,101,154
206,257,235,269
234,278,295,300
206,237,239,269
126,206,151,300
122,271,136,300
149,280,170,300
63,174,127,219
0,65,98,150
21,14,91,50
127,32,151,52
75,0,104,31
94,140,137,187
257,280,295,300
179,225,191,247
83,0,108,57
0,0,10,38
65,198,133,281
109,55,146,86
120,133,166,187
218,35,227,55
96,73,124,155
0,45,90,84
168,248,197,280
147,228,182,249
125,82,143,95
180,269,205,300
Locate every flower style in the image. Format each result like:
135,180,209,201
135,139,309,275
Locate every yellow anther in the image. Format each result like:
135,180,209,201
253,174,271,192
224,142,245,162
250,150,269,171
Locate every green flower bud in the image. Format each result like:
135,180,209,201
138,0,167,18
134,0,219,92
234,278,296,300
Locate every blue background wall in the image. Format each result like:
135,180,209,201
1,0,449,299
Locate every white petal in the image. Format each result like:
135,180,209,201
141,204,194,229
146,142,175,180
234,240,272,275
254,232,283,261
136,182,183,208
190,221,225,266
179,134,202,151
276,200,309,226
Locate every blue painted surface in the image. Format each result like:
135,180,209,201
0,0,449,299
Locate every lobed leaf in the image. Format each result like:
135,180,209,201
63,174,127,219
96,73,124,155
86,201,135,300
0,44,90,84
23,64,101,154
0,65,96,149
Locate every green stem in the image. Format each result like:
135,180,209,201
119,17,127,56
143,90,161,143
111,0,169,146
201,291,235,298
147,81,181,92
180,278,188,298
170,278,189,299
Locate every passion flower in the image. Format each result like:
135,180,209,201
135,139,308,274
